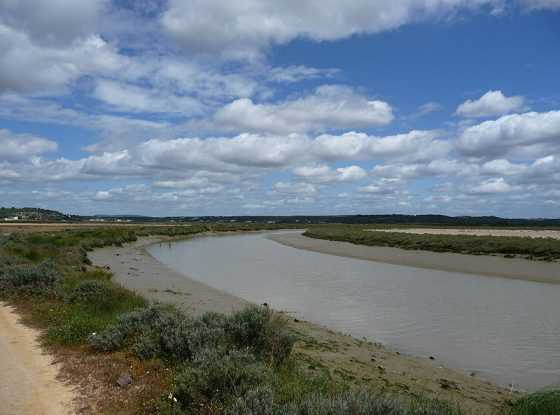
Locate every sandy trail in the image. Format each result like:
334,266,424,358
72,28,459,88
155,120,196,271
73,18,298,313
0,303,76,415
369,228,560,239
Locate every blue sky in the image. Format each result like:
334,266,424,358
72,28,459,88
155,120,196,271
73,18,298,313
1,0,560,217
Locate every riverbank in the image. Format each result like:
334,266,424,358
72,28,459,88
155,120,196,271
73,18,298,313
90,236,512,414
88,236,249,316
0,303,76,415
269,232,560,284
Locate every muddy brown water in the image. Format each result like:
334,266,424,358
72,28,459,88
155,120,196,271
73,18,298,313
147,231,560,392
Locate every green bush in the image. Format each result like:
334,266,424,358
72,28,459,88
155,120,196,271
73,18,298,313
66,280,113,303
174,348,271,411
90,306,226,362
225,305,295,365
509,390,560,415
0,260,60,296
132,312,225,361
226,386,275,415
89,305,165,351
276,390,463,415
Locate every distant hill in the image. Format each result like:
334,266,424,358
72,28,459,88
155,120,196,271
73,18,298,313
80,213,560,227
2,207,559,227
171,214,560,227
0,207,75,221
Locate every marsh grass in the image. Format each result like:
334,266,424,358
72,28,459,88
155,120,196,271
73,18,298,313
508,390,560,415
304,226,560,261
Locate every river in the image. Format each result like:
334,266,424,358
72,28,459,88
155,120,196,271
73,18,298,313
147,230,560,391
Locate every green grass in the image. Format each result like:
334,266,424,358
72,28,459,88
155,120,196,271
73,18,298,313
29,275,147,345
508,390,560,415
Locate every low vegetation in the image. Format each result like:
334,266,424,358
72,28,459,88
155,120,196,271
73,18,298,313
0,224,557,414
304,226,560,261
507,390,560,415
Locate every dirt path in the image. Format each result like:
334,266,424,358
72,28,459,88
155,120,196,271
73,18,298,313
0,303,76,415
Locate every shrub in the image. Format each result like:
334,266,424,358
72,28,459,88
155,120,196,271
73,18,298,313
226,386,275,415
509,390,560,415
174,348,271,411
66,280,112,304
276,390,463,415
89,306,225,362
132,312,225,361
225,305,295,365
89,305,165,351
0,260,60,296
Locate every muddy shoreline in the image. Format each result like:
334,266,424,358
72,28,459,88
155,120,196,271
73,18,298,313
269,232,560,284
89,235,512,414
89,236,249,316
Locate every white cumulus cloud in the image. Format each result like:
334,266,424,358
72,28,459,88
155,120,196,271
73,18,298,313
457,110,560,158
93,79,204,115
469,177,516,194
293,164,367,183
456,90,525,118
208,85,393,134
162,0,503,59
0,129,57,162
0,25,125,94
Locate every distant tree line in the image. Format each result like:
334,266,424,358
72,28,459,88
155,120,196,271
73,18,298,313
2,206,559,227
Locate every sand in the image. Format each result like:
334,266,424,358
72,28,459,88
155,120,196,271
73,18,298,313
370,228,560,239
88,236,512,413
269,232,560,284
0,303,76,415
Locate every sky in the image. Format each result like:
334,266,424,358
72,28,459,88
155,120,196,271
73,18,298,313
1,0,560,217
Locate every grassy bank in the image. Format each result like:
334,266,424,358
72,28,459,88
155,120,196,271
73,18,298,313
0,224,555,414
303,226,560,262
